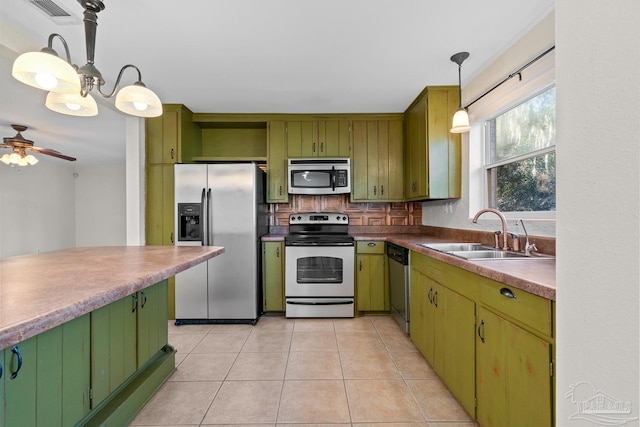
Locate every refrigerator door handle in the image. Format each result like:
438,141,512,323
200,188,207,245
207,188,213,245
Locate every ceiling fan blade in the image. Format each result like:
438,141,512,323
29,147,77,162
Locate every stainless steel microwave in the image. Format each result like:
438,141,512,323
287,158,351,195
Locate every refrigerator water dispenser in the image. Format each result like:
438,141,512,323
178,203,201,241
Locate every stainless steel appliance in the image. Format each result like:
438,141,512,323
174,163,268,324
285,213,354,317
287,158,351,195
387,242,410,333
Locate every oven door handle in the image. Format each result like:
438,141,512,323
286,300,354,306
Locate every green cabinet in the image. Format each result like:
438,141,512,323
476,292,553,427
352,120,404,202
262,241,285,312
404,86,461,200
355,241,388,312
2,314,91,427
267,121,289,203
286,120,351,158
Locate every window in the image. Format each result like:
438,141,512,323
485,86,556,212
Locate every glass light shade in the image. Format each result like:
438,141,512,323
8,152,21,164
46,91,98,117
450,108,471,133
25,154,39,165
115,84,162,117
12,51,81,93
0,154,11,164
17,157,29,166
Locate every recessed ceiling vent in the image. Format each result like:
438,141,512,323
27,0,81,25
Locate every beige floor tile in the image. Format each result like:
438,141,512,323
130,381,221,425
202,380,282,424
425,422,478,427
354,423,428,427
205,425,275,427
227,352,288,380
209,323,255,333
293,318,336,332
281,424,350,427
379,331,419,352
334,316,376,332
340,351,401,379
174,351,187,367
167,333,207,354
391,352,438,379
168,321,214,334
336,331,386,352
407,379,473,421
290,332,338,352
345,379,424,423
370,315,403,332
254,315,295,332
168,352,237,381
285,351,342,379
278,380,350,423
242,331,292,352
192,332,249,353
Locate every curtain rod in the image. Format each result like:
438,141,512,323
464,45,556,110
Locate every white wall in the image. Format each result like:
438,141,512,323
556,1,639,425
422,12,556,238
0,160,76,257
74,164,126,247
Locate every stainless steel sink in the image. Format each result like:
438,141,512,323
447,250,531,260
419,242,495,252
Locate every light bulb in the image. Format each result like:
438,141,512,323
9,153,21,164
17,157,28,166
35,72,58,90
65,102,82,111
0,154,10,164
25,155,38,165
133,101,148,111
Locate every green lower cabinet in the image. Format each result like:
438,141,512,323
409,265,428,355
137,280,169,367
2,314,91,427
476,306,553,427
355,242,388,312
263,242,285,312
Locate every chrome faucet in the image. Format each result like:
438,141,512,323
472,208,509,250
517,219,538,255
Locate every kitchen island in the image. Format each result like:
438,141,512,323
0,245,224,426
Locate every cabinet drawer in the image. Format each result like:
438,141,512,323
480,279,552,338
356,241,385,254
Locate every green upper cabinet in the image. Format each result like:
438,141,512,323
352,119,404,202
287,120,351,158
404,86,461,200
146,104,201,165
267,121,289,203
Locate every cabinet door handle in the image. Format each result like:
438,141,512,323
500,287,516,299
140,290,147,309
320,142,324,153
170,148,174,160
10,345,23,379
276,247,280,257
131,293,138,313
0,361,3,380
373,185,377,196
433,291,438,308
279,185,283,196
427,287,433,303
170,232,174,244
312,142,316,153
478,319,485,343
367,242,376,247
381,185,384,196
359,260,363,271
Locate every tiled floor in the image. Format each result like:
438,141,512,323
130,315,477,426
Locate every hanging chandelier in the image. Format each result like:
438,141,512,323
11,0,162,118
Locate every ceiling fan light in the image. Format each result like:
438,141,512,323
450,108,471,134
115,83,162,118
25,154,39,165
46,91,98,117
12,50,80,93
8,152,21,164
0,154,11,164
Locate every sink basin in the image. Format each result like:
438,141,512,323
448,250,531,260
419,242,496,252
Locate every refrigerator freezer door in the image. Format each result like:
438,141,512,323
207,164,259,320
175,262,208,319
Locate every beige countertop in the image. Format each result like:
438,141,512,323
263,232,556,301
0,245,224,350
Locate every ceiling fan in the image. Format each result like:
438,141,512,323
1,124,76,166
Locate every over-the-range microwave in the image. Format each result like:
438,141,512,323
287,158,351,195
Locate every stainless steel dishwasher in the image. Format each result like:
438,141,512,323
387,243,409,334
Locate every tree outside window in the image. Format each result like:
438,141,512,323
486,86,556,212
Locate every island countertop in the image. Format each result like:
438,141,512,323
0,245,224,349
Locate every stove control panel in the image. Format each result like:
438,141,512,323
289,212,349,225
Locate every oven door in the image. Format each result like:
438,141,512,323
285,245,354,297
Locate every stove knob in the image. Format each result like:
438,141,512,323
290,217,295,221
297,216,302,221
336,215,341,221
342,216,347,221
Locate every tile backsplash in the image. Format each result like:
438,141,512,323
269,195,422,227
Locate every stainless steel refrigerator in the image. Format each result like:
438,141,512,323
174,163,267,324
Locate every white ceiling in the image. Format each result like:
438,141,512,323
0,0,554,165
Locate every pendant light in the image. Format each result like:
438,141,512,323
450,51,471,134
11,0,162,118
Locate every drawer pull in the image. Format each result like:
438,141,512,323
367,242,376,247
478,320,485,343
500,288,516,299
10,345,23,379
